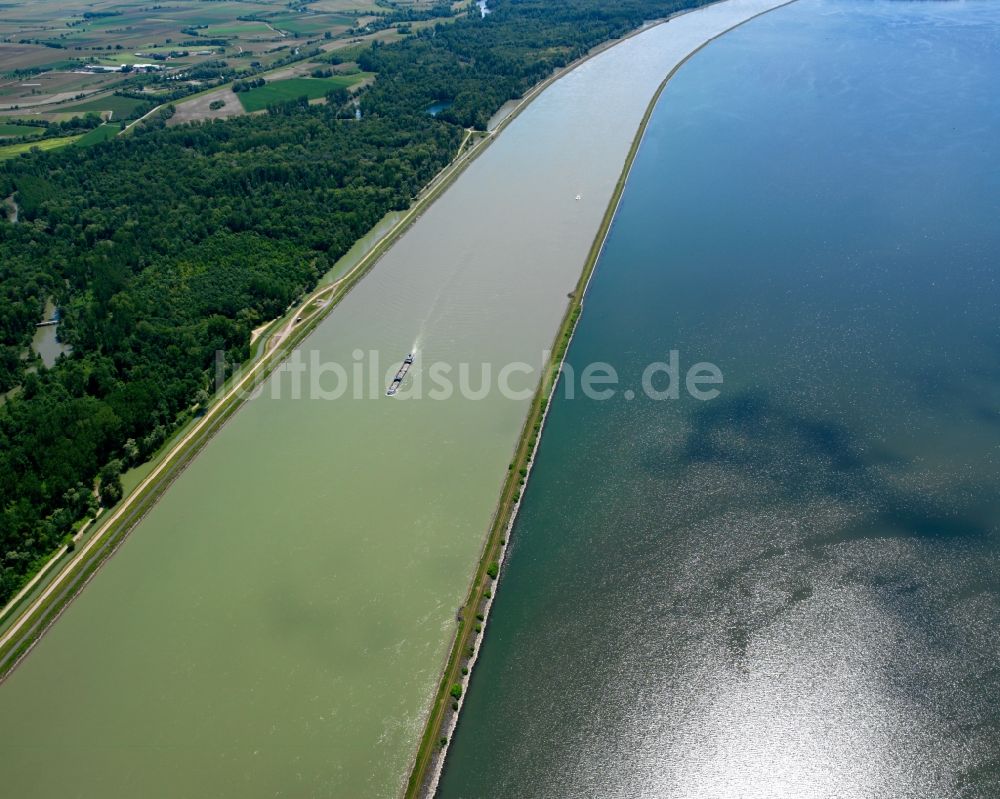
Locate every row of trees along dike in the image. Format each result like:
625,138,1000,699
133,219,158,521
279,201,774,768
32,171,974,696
0,0,707,605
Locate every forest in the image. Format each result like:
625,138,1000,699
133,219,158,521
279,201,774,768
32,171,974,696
0,0,705,604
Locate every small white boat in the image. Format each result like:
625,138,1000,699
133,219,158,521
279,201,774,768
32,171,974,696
575,194,582,201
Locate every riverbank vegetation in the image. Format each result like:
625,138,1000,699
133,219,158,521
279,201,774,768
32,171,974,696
0,0,706,607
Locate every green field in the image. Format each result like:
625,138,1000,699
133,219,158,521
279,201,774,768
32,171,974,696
268,13,356,36
236,74,367,112
0,124,43,139
0,0,420,119
326,42,371,63
0,44,77,72
95,52,196,67
200,22,276,38
74,123,123,147
0,135,82,160
310,0,381,10
59,94,148,118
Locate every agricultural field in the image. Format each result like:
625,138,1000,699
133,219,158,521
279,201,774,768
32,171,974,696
236,73,369,112
0,133,81,160
73,121,122,145
167,87,243,126
0,44,79,72
0,0,374,53
57,93,149,118
0,69,124,108
0,123,43,138
0,1,302,50
198,21,278,40
0,0,461,132
0,118,121,159
267,12,356,37
310,0,383,11
90,47,202,67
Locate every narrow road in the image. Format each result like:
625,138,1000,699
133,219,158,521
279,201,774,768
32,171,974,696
118,103,164,136
266,285,335,352
0,511,102,628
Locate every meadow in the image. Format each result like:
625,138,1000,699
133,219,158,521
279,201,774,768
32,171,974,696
0,122,125,158
0,134,82,160
73,122,122,146
59,94,149,118
199,22,277,39
310,0,382,11
268,13,356,36
236,74,368,112
0,124,43,139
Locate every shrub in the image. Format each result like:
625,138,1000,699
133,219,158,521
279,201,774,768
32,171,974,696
450,683,463,700
486,562,499,580
98,459,124,506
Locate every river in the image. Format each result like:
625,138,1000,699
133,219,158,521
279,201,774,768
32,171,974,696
438,0,1000,796
0,1,790,797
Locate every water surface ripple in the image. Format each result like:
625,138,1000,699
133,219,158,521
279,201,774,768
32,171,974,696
439,1,1000,796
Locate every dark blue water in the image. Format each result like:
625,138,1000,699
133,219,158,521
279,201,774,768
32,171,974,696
439,1,1000,796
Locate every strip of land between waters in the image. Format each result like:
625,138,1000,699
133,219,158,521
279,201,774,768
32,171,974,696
406,0,799,795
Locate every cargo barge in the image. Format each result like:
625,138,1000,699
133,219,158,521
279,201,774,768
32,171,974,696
386,353,414,396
